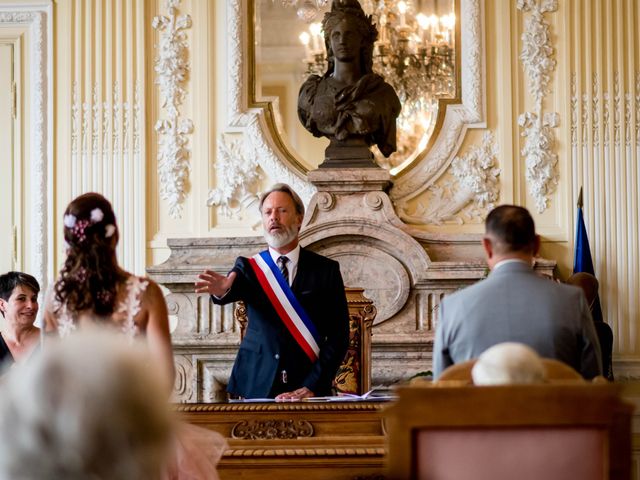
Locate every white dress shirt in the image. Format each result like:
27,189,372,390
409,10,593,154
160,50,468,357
269,244,300,286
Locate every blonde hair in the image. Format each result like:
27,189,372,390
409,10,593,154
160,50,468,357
0,330,173,480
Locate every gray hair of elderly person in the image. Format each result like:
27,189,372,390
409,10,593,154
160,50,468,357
0,330,173,480
471,342,547,385
258,183,305,217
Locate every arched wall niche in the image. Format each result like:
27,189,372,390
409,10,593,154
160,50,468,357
221,0,485,213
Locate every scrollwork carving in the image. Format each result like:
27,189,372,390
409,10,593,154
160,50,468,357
316,191,335,211
153,0,193,219
517,0,559,212
231,419,314,440
364,192,384,211
399,131,500,225
172,354,194,402
207,134,263,226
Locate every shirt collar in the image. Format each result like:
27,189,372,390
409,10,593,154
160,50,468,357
493,258,531,271
269,244,301,266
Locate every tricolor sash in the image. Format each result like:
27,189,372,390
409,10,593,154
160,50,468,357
248,251,320,362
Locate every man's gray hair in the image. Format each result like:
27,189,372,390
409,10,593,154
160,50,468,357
259,183,305,216
0,330,172,480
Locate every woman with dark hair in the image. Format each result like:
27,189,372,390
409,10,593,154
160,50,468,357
297,0,401,158
44,192,225,479
0,271,40,367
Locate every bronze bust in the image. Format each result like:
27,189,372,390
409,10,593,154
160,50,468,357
298,0,401,168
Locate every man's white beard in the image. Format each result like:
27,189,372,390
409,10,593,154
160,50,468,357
264,225,298,249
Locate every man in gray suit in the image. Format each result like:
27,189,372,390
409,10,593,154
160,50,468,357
433,205,602,379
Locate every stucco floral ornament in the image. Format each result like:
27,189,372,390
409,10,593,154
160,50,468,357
517,0,559,212
518,112,559,212
207,134,263,227
153,0,193,219
399,132,500,225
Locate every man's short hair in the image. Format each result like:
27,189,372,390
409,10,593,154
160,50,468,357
259,184,305,217
485,205,536,254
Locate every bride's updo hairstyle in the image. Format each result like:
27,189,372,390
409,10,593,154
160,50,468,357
54,193,126,316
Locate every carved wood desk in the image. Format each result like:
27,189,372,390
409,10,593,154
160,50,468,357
176,401,387,480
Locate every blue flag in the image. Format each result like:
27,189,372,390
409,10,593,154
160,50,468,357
574,206,595,274
573,194,603,323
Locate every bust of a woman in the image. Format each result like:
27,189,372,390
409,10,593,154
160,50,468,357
297,0,401,166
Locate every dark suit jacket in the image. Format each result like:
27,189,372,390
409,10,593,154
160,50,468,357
212,248,350,398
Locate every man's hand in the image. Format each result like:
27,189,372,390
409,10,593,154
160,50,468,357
275,387,314,401
195,270,237,297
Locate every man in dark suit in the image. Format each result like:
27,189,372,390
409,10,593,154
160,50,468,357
433,205,602,380
196,184,349,400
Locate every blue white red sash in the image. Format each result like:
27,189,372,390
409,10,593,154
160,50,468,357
248,251,320,362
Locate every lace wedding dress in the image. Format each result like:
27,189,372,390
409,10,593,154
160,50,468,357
53,276,227,480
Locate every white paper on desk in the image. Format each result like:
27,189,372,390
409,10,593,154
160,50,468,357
229,398,276,403
303,387,397,402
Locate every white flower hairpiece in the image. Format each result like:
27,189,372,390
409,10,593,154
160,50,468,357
90,208,104,223
63,214,77,228
64,207,114,240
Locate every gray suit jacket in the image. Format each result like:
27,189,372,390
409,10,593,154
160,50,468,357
433,261,602,379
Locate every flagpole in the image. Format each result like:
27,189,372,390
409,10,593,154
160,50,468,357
577,186,583,209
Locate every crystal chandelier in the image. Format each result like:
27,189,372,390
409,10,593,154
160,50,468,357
298,0,456,171
273,0,330,22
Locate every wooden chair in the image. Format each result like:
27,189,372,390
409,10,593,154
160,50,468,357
385,383,633,480
437,358,585,384
234,287,375,395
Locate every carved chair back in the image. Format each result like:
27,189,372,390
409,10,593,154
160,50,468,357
385,383,633,480
234,287,375,395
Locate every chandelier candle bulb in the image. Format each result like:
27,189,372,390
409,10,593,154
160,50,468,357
416,13,428,43
429,14,438,43
299,31,312,61
397,1,407,27
309,22,322,53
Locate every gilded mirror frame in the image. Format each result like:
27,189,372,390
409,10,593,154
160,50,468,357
223,0,484,207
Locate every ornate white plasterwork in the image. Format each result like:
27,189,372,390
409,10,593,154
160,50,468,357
518,111,558,212
207,134,263,228
223,0,483,210
153,0,192,219
399,131,500,225
517,0,559,213
0,6,52,299
570,70,640,150
72,81,141,156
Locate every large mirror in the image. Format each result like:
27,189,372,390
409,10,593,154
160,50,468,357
253,0,459,173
